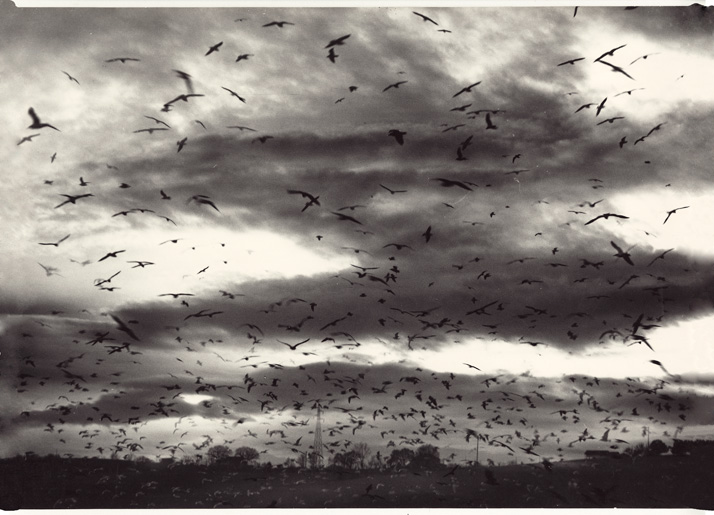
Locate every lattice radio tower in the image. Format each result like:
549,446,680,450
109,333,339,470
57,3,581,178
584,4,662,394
311,403,324,469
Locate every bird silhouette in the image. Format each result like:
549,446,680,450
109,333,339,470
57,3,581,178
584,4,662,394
663,206,689,224
388,129,406,145
594,44,626,62
326,34,350,48
188,194,219,212
412,11,438,25
597,60,635,80
263,21,294,28
62,71,80,84
221,87,246,102
383,81,408,92
38,234,70,247
177,137,188,152
485,113,497,130
611,241,635,266
17,134,41,145
105,57,140,63
452,82,481,97
205,41,223,56
557,57,585,66
54,193,93,209
27,107,60,131
584,213,629,225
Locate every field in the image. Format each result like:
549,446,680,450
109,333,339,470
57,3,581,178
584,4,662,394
1,454,713,509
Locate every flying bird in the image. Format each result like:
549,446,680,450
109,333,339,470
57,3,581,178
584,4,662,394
253,136,274,144
485,113,497,130
330,212,362,225
110,314,140,341
663,206,689,225
557,57,585,66
412,11,438,25
17,134,41,145
630,53,659,65
205,41,223,56
262,21,294,28
177,137,188,152
325,34,350,48
54,193,93,209
235,54,254,62
431,178,473,191
594,44,626,62
144,115,170,128
38,234,70,247
188,194,220,212
277,338,310,350
584,213,629,225
105,57,140,63
611,241,635,266
327,48,338,63
388,129,406,145
597,117,625,125
379,184,406,195
452,82,481,97
383,81,407,92
597,60,635,80
27,107,60,131
221,87,246,102
62,71,80,84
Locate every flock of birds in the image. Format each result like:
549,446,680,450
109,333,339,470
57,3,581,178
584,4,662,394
9,6,709,506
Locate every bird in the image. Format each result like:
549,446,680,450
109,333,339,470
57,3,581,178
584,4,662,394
205,41,223,56
330,212,362,225
235,54,254,62
594,44,626,62
584,213,629,225
160,190,171,200
177,137,188,152
379,184,406,195
575,103,597,113
431,178,473,191
133,128,169,134
422,226,433,243
62,71,80,84
485,113,497,130
27,107,60,131
144,115,170,128
596,98,607,116
38,263,62,277
614,88,645,97
164,94,205,107
195,120,207,129
388,129,406,145
287,189,320,211
17,134,41,145
382,81,407,92
557,57,585,66
597,117,625,125
456,146,467,161
452,82,481,97
188,195,220,212
630,53,659,65
619,136,627,148
277,338,310,350
325,34,350,48
221,87,246,103
463,363,481,371
412,11,438,25
98,250,126,262
597,60,635,80
611,241,635,266
172,69,194,94
110,314,140,341
663,206,689,225
38,234,70,247
262,21,294,28
647,248,674,267
54,193,93,209
105,57,140,63
227,125,256,131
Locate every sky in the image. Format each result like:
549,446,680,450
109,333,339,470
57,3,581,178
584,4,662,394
1,1,714,467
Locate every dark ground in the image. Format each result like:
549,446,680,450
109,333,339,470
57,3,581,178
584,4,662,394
1,454,712,509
